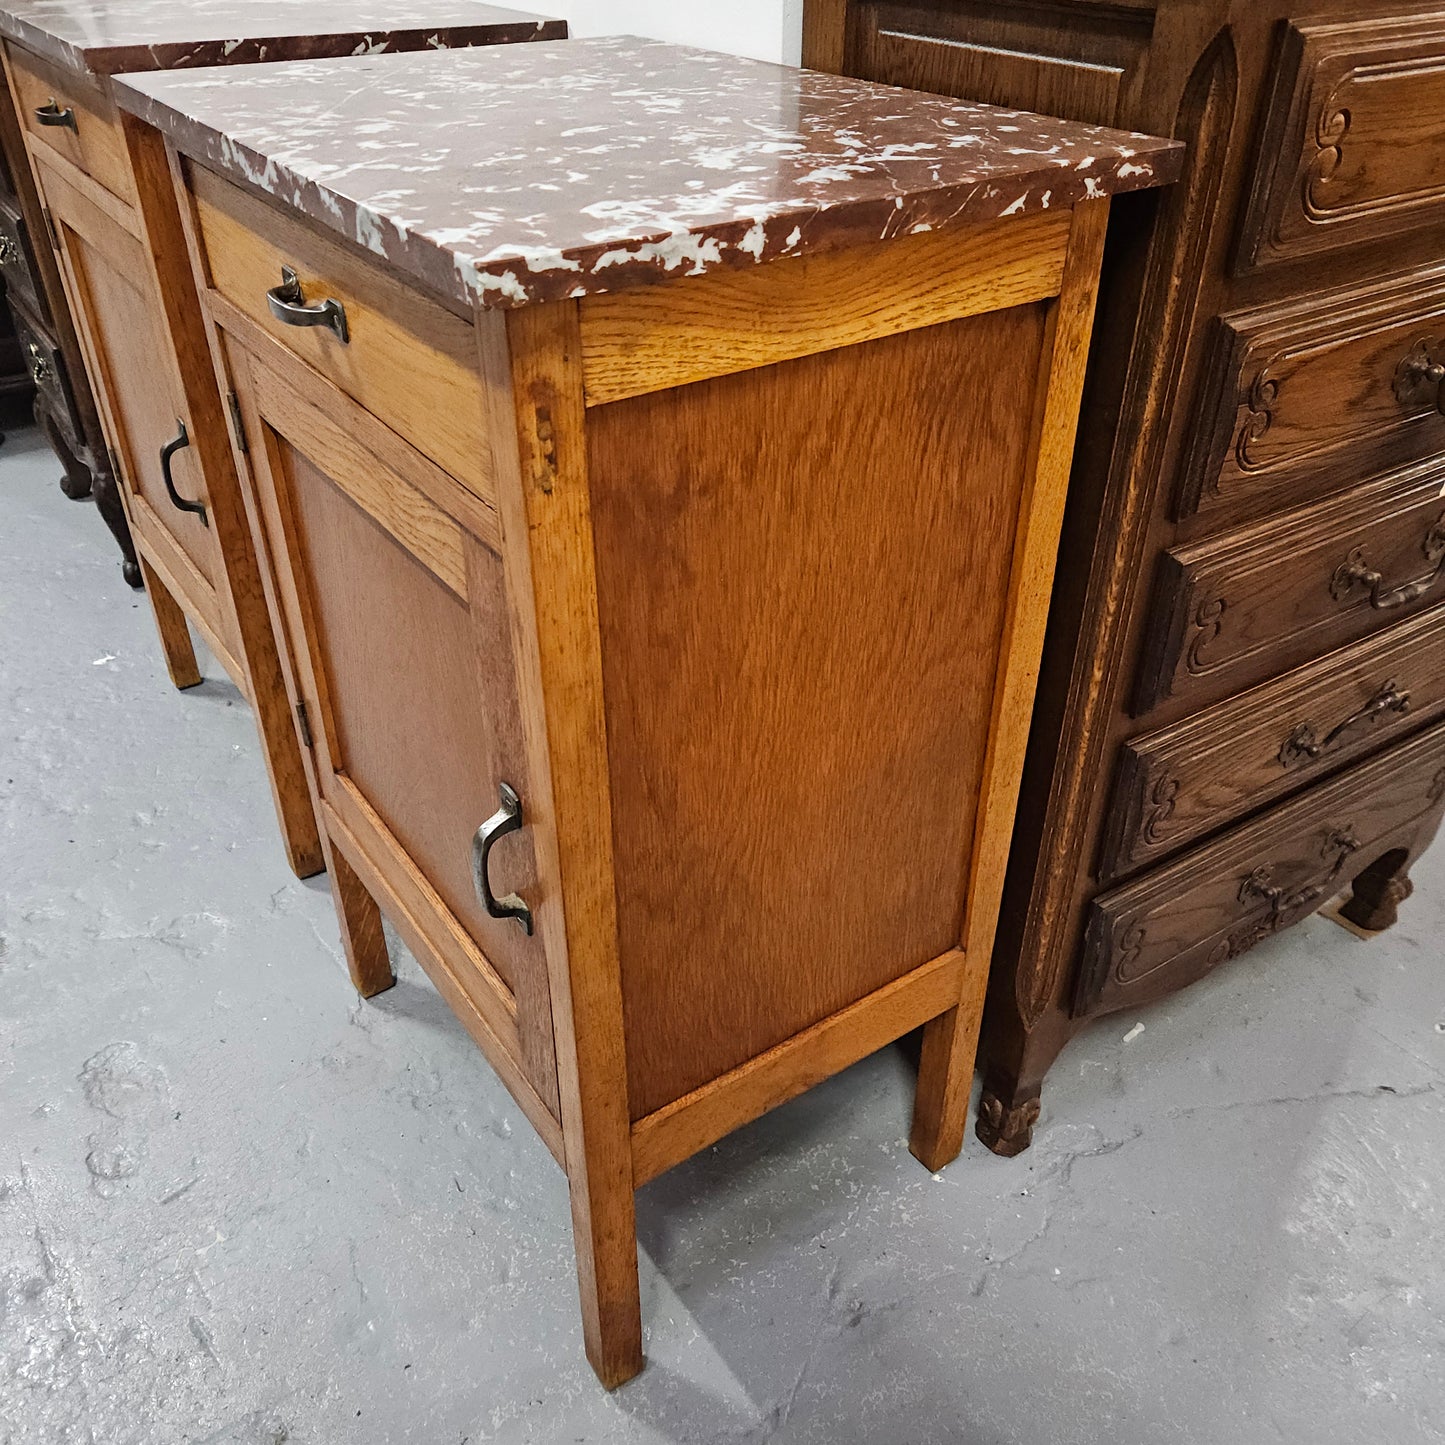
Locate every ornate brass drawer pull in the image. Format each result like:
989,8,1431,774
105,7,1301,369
265,265,349,344
26,341,50,386
34,98,76,132
1237,827,1361,925
1279,680,1412,769
1330,516,1445,611
470,782,533,935
159,419,208,526
1395,340,1445,414
0,235,18,266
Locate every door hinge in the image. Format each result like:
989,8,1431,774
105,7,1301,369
295,700,315,750
39,205,60,254
225,390,248,454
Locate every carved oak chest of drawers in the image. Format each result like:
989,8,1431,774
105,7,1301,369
805,0,1445,1152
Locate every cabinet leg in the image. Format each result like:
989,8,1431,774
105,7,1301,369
1340,847,1416,933
909,950,990,1172
568,1167,643,1389
976,1080,1043,1158
36,395,93,500
323,836,394,997
136,554,202,690
91,462,143,591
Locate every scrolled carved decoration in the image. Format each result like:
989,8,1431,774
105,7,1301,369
1304,97,1352,218
1186,596,1228,674
1141,772,1181,846
1430,767,1445,806
1233,362,1280,473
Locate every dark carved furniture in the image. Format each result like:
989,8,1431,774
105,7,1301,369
0,69,132,579
804,0,1445,1153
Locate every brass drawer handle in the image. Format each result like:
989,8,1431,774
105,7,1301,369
266,265,349,344
0,235,17,266
1330,516,1445,611
160,419,208,526
26,341,50,386
1395,341,1445,414
1279,681,1413,769
34,98,76,131
1238,827,1361,921
470,782,533,935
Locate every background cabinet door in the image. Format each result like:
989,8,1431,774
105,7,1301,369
223,336,559,1115
42,163,221,600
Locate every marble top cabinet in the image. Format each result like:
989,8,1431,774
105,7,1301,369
116,36,1180,1386
0,0,565,877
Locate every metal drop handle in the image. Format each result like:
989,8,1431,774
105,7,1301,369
1278,680,1413,769
34,98,76,131
266,265,349,344
471,782,533,935
160,420,207,526
1330,517,1445,612
0,235,17,266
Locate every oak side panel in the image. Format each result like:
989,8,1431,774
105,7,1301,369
588,302,1047,1120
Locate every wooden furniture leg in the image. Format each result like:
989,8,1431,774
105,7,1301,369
1341,845,1418,932
323,835,395,997
136,553,201,689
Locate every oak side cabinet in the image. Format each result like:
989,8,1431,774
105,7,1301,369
119,36,1178,1386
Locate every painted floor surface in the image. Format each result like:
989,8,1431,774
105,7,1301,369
2,426,1443,1445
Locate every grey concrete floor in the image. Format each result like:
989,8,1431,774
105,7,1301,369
2,423,1444,1445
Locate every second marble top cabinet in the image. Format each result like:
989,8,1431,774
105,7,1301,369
804,0,1445,1154
0,0,566,877
117,37,1177,1384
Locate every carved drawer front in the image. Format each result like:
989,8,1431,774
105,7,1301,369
1140,456,1445,713
1239,15,1445,271
1181,264,1445,524
1104,600,1445,879
0,195,41,314
849,3,1152,127
1078,718,1445,1016
6,44,134,206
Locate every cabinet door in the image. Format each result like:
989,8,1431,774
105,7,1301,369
40,161,222,602
222,335,559,1114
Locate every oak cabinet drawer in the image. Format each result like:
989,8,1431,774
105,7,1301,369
188,164,491,498
1104,600,1445,878
7,44,134,205
1180,265,1445,524
1079,718,1445,1015
1139,456,1445,712
1239,15,1445,271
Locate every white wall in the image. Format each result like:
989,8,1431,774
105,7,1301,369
547,0,804,65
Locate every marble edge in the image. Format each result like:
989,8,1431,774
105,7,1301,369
0,13,567,78
115,79,1184,314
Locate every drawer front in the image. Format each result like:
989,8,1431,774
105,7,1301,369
1239,15,1445,271
188,164,491,498
1180,265,1445,524
0,196,41,314
6,45,134,205
10,297,78,446
1140,456,1445,712
1104,600,1445,878
1079,718,1445,1015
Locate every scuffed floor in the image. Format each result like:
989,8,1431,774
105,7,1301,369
3,424,1444,1444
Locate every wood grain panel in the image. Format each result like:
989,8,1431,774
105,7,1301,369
578,211,1069,405
588,303,1047,1119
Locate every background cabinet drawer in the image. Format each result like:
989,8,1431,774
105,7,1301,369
7,44,134,205
1104,600,1445,878
1181,264,1445,524
0,195,40,313
10,295,77,441
1140,456,1445,712
1240,14,1445,270
188,164,491,499
1079,718,1445,1015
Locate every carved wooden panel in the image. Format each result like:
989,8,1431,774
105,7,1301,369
1238,14,1445,271
1078,719,1445,1016
1179,264,1445,523
1102,600,1445,879
850,2,1153,127
1139,457,1445,713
